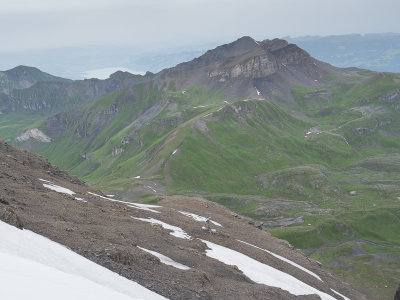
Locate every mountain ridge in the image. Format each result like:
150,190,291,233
1,36,400,298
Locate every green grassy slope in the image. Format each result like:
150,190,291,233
2,69,400,298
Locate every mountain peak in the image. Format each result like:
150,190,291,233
172,36,259,72
0,65,70,94
232,35,259,47
261,38,289,51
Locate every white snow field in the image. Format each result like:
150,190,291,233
201,239,336,300
0,220,166,300
237,240,322,281
75,197,87,202
128,204,161,213
88,192,161,213
132,217,192,239
39,179,75,195
137,246,191,270
178,211,222,227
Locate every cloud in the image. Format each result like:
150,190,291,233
0,0,399,52
0,0,132,13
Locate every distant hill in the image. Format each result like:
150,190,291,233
287,33,400,73
0,65,70,94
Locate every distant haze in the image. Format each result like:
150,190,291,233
1,0,400,79
1,0,399,52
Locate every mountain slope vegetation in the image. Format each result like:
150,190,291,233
0,139,364,299
1,36,400,298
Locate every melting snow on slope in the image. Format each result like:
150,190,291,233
146,185,157,193
88,192,161,213
331,289,351,300
39,179,75,196
75,197,87,202
132,217,192,239
137,246,190,270
0,220,165,300
178,211,222,227
127,204,161,213
38,178,52,183
237,240,322,281
201,239,336,300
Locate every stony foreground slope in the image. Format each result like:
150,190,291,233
0,139,364,299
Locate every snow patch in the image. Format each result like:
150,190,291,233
331,289,351,300
75,197,87,202
202,227,217,233
88,192,161,212
127,203,161,213
88,192,131,204
0,220,166,300
39,178,52,183
137,246,190,270
201,239,335,300
146,185,157,193
237,240,322,281
178,211,222,227
132,217,191,239
42,181,75,196
15,128,52,143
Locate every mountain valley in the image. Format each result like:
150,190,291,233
1,36,400,299
0,139,365,299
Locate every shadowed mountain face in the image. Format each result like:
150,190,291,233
1,36,400,298
0,139,366,299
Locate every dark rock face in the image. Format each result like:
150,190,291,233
395,283,400,300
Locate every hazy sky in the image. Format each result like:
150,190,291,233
1,0,399,52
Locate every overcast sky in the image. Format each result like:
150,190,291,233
1,0,399,52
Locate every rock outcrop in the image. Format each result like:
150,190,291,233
15,128,52,143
